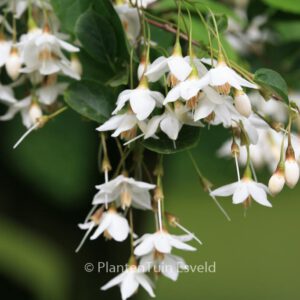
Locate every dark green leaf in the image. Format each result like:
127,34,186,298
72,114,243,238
143,126,201,154
64,80,115,123
50,0,90,33
93,0,130,61
262,0,300,14
75,9,117,66
254,68,289,103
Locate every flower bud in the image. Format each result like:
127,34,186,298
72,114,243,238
268,170,285,195
5,48,21,80
284,158,300,188
70,54,83,77
234,90,252,117
29,102,43,124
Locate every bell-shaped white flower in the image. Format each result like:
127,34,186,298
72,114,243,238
145,102,202,141
0,36,12,67
112,77,164,121
0,83,16,104
19,26,80,79
134,230,196,256
234,90,252,117
140,251,188,281
0,95,42,128
93,174,155,210
88,208,130,242
101,264,155,300
197,59,258,94
268,170,285,195
284,157,300,188
145,42,192,83
5,47,22,80
36,81,68,105
210,177,272,207
114,3,141,42
96,110,147,140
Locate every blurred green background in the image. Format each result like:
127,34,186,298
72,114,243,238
1,0,300,299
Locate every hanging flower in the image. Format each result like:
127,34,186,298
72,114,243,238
93,174,155,210
134,230,196,256
101,262,155,300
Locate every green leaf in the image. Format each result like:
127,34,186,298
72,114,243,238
254,68,289,103
143,126,201,154
50,0,90,33
75,9,117,66
262,0,300,14
64,80,115,123
274,21,300,42
93,0,130,61
207,13,228,33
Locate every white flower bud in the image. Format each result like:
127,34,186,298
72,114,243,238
5,48,22,80
284,158,300,188
70,55,82,77
234,91,252,117
137,61,146,80
268,171,285,195
29,102,43,124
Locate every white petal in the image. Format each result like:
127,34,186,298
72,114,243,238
136,273,155,297
134,236,154,256
194,97,215,121
144,115,163,139
210,182,239,197
120,272,139,300
113,90,132,115
107,213,130,242
145,56,168,82
168,236,196,251
248,182,272,207
130,89,155,120
160,114,182,140
167,56,192,81
232,183,249,204
90,214,111,240
96,115,124,132
153,233,172,253
164,85,181,104
101,272,127,290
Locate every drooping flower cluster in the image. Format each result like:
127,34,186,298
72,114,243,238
0,0,82,146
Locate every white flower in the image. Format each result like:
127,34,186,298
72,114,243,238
86,208,130,242
0,83,16,104
96,111,147,140
0,37,12,67
5,47,22,80
134,231,196,256
140,251,188,281
284,158,300,189
101,264,155,300
114,4,141,42
197,60,258,93
234,90,252,117
145,103,202,141
36,82,68,105
19,27,80,79
268,170,285,195
145,50,192,83
112,80,164,120
93,174,155,210
210,178,272,207
193,92,233,127
0,96,42,128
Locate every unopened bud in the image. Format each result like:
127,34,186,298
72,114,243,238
234,90,252,117
268,170,285,195
6,48,21,80
29,102,43,124
284,158,299,188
